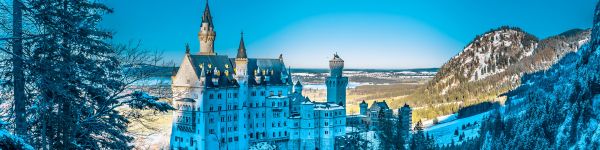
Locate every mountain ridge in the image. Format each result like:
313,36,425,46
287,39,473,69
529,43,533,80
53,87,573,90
395,26,591,119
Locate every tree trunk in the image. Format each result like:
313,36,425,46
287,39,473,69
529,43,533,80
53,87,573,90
12,0,26,138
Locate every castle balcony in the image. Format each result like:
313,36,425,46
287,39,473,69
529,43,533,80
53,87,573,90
175,124,196,133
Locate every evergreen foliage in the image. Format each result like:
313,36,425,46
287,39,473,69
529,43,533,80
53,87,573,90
0,1,174,149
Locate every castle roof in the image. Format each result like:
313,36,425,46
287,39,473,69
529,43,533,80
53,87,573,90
236,32,247,58
369,100,390,112
360,100,367,105
179,54,289,88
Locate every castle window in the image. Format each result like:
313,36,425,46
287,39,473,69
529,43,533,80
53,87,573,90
325,122,328,126
234,93,238,98
260,91,265,96
250,133,253,138
234,136,238,141
218,106,222,111
272,102,275,107
279,132,282,137
273,132,275,137
325,131,328,135
210,106,214,111
190,137,194,146
278,90,282,96
284,101,287,106
285,131,288,136
209,129,215,134
269,91,274,96
209,94,214,99
209,118,214,123
251,91,256,96
217,93,222,99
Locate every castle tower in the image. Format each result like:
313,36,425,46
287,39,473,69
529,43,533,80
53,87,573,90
326,53,348,106
234,32,248,84
234,32,249,150
359,100,368,115
198,1,216,55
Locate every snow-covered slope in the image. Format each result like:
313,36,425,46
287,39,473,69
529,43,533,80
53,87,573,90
409,27,590,106
425,112,489,146
473,3,600,149
433,27,538,95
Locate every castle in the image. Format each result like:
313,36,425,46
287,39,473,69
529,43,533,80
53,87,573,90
169,2,347,150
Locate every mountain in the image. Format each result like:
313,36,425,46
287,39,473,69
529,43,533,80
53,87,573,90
433,2,600,149
472,4,600,149
401,27,590,107
434,26,538,96
393,26,590,120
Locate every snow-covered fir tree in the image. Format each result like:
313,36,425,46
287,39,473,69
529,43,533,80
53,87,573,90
0,0,174,149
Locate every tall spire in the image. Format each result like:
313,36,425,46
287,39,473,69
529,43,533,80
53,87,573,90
236,32,247,58
202,0,213,27
198,0,216,55
185,43,190,54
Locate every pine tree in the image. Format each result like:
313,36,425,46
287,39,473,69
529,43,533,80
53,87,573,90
410,120,430,150
11,0,26,139
18,1,175,149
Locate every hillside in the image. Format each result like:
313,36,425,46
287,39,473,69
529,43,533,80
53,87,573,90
476,13,600,150
394,26,591,120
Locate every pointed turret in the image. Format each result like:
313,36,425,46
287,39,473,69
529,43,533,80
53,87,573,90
235,31,249,85
237,32,247,59
198,0,216,55
202,0,213,27
294,80,303,94
185,43,190,54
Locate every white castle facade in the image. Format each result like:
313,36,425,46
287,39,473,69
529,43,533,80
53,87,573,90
169,2,347,150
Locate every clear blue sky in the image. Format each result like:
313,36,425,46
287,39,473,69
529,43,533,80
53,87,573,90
101,0,596,69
